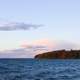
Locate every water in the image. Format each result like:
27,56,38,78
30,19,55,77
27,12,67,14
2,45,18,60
0,59,80,80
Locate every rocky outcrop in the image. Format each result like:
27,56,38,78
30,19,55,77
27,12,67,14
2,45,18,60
35,50,80,59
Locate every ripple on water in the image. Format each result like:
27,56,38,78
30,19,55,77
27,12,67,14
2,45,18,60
0,59,80,80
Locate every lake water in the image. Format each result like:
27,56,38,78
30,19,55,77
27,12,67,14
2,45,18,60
0,59,80,80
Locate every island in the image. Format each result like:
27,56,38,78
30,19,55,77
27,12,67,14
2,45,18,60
35,50,80,59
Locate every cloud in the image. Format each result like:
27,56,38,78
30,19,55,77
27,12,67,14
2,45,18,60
0,46,48,58
0,48,32,58
0,39,80,58
0,22,42,31
24,45,48,51
21,39,80,52
21,39,55,51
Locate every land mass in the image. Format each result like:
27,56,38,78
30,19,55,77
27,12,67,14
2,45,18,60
35,50,80,59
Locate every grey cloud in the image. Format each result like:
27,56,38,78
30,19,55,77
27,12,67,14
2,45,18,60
25,45,48,51
0,22,42,31
0,46,48,58
26,45,47,49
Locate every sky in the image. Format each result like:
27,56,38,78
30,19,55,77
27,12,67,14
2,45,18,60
0,0,80,58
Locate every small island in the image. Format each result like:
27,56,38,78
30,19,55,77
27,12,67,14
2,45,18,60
35,50,80,59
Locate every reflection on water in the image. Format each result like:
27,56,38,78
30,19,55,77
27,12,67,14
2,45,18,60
0,59,80,80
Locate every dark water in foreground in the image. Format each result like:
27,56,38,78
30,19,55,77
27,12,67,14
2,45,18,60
0,59,80,80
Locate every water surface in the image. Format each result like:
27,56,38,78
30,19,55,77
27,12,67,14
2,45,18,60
0,59,80,80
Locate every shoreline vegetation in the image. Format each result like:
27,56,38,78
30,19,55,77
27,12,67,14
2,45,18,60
35,50,80,59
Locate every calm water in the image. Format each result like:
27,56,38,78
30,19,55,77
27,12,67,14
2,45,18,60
0,59,80,80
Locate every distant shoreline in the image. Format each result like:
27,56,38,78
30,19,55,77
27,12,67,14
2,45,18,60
35,50,80,59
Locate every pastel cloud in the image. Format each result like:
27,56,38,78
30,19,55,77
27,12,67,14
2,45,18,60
0,39,80,58
0,22,42,31
21,39,56,51
21,39,80,51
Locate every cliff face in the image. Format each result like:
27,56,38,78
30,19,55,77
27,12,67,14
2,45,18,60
35,50,80,59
